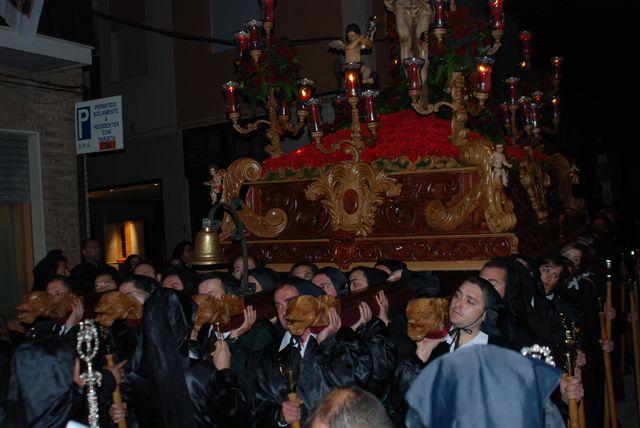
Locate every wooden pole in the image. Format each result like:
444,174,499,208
105,354,127,428
601,260,617,427
578,400,586,428
631,280,640,413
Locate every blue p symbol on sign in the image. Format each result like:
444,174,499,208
76,107,91,140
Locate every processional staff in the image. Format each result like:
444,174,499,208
631,250,640,412
561,315,581,428
100,326,128,428
599,259,617,428
77,320,103,428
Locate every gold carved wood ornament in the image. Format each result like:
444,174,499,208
425,140,517,233
305,162,401,237
218,158,288,240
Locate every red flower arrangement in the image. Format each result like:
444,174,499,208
262,110,487,174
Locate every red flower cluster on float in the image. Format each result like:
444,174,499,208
505,145,550,162
262,110,487,173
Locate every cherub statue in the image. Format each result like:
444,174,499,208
489,143,513,187
203,164,224,205
328,17,378,86
570,158,581,184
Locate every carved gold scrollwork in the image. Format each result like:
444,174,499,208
219,158,288,240
519,147,551,223
305,162,401,237
547,153,585,211
425,140,517,233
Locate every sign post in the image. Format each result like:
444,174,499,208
75,95,124,154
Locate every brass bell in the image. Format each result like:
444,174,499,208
191,218,227,266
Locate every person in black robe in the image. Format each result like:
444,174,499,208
254,278,373,427
0,336,82,428
391,275,508,426
113,288,253,428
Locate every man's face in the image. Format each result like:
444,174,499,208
83,240,101,263
448,281,485,330
232,257,256,281
120,281,148,304
95,274,118,293
274,285,300,329
162,274,184,291
349,270,368,292
133,263,157,280
479,266,508,298
312,273,336,296
46,280,70,298
291,265,314,281
198,278,225,298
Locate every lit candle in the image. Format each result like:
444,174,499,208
245,19,263,49
476,56,495,93
498,102,511,128
550,56,563,81
222,81,240,114
263,0,275,23
234,30,250,58
550,96,561,121
306,98,322,132
344,62,361,98
505,77,519,105
297,78,314,104
530,91,543,104
518,96,532,124
434,0,447,28
361,90,379,123
489,0,505,30
403,57,425,91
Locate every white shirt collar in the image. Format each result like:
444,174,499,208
279,331,315,358
567,277,580,290
445,329,488,352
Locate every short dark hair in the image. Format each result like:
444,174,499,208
345,23,361,35
45,275,72,292
306,386,393,428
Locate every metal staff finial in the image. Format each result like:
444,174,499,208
77,319,103,428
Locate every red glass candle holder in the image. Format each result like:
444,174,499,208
263,0,275,22
489,0,505,30
278,99,289,117
498,102,510,128
529,102,541,128
297,78,314,104
518,96,532,124
361,90,379,123
344,62,361,98
519,31,532,57
550,56,563,81
222,81,240,114
403,57,425,91
234,30,250,58
245,19,263,49
505,77,519,105
476,56,495,93
434,0,448,28
550,96,561,121
530,91,543,104
305,98,322,132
